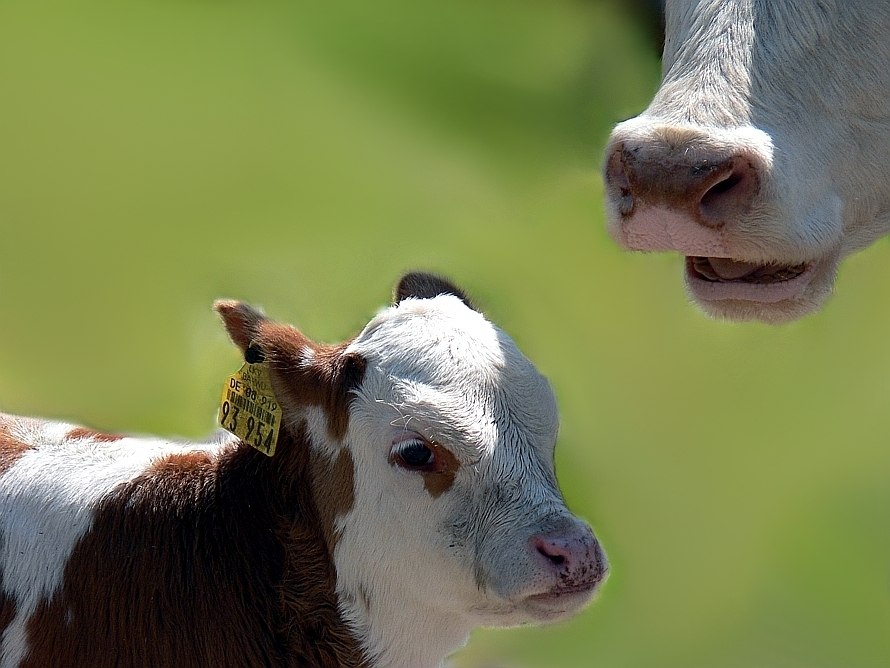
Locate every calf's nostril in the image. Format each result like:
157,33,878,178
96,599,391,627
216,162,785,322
532,536,576,570
536,544,566,567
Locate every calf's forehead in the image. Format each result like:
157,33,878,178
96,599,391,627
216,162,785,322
347,296,559,457
349,296,505,375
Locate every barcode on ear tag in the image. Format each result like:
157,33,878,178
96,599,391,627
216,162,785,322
219,362,282,456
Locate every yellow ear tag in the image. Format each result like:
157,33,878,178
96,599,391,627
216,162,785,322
219,361,282,457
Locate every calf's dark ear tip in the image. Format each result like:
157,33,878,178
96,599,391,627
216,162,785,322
213,299,267,350
394,271,474,309
213,299,264,320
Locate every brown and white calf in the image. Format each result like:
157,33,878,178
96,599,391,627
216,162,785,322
603,0,890,323
0,273,607,668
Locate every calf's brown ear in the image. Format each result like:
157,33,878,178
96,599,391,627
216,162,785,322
394,272,474,309
214,299,365,441
214,299,311,365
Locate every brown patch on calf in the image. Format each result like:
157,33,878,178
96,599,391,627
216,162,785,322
65,427,124,443
149,451,213,472
0,416,31,476
254,325,366,443
0,436,29,476
310,449,356,554
21,424,368,668
268,422,369,667
421,443,461,498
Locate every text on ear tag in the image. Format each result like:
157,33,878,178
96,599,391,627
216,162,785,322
219,362,282,456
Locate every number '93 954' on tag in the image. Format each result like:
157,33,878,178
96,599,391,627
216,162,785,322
219,362,282,457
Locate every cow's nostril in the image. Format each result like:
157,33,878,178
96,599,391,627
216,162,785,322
697,159,759,227
705,171,743,197
605,147,635,217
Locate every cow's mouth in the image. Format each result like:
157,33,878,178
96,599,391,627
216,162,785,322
685,256,816,303
527,581,600,602
688,257,809,284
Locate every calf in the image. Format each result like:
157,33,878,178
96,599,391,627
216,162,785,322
0,273,607,668
603,0,890,323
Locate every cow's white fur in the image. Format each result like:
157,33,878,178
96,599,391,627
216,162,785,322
605,0,890,322
0,426,233,668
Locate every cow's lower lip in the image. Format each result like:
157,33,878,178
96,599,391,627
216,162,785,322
685,256,817,303
521,584,598,621
526,582,598,602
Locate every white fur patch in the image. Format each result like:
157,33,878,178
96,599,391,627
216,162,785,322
0,424,233,667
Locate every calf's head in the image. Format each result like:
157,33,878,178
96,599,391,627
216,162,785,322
216,273,606,665
603,0,890,323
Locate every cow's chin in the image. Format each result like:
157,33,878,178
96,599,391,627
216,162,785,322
471,580,605,627
518,585,601,623
683,251,839,324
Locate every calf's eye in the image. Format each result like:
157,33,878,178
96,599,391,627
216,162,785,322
394,438,435,470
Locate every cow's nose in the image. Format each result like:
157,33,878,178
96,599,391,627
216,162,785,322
604,132,763,228
530,524,605,581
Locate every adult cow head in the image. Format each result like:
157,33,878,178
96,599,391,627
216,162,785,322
603,0,890,323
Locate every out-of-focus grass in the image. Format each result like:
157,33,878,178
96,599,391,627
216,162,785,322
2,2,889,667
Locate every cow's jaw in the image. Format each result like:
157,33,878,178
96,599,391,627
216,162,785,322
522,585,605,622
471,558,609,627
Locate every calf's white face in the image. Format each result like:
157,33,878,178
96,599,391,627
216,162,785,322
604,0,890,323
335,278,605,664
221,273,607,667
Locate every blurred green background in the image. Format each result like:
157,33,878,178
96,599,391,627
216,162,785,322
2,1,889,666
